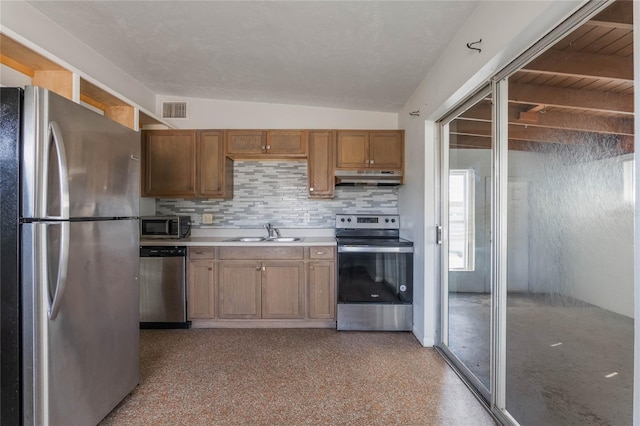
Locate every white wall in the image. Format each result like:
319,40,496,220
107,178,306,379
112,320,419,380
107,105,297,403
398,0,585,346
157,95,398,130
0,0,157,113
0,64,31,88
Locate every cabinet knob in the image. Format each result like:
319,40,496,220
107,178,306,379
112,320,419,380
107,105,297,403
316,251,325,255
266,145,271,150
370,160,375,164
256,266,261,271
309,187,314,192
262,266,266,272
208,267,212,271
261,145,266,149
310,266,314,270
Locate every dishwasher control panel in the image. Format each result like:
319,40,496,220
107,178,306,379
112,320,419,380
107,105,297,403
140,246,186,257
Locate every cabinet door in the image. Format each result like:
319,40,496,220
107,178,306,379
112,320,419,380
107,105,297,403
188,260,216,319
198,130,229,198
218,263,262,318
368,131,403,170
307,262,335,319
261,262,305,319
142,130,197,197
336,131,368,169
307,131,334,198
226,130,266,156
266,131,307,157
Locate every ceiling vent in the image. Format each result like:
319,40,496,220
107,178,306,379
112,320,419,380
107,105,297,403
162,101,188,119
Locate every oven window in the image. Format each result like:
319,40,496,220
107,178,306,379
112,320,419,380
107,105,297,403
338,252,412,303
449,169,475,271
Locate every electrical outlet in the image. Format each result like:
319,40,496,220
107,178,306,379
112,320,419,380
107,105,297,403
202,213,214,224
303,212,310,223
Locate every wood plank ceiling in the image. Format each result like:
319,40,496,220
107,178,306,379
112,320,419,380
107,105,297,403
450,0,634,156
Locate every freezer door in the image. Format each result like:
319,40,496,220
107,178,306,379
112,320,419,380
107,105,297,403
22,220,139,426
22,86,140,220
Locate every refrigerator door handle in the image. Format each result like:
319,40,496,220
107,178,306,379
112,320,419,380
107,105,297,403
45,121,70,220
48,221,70,320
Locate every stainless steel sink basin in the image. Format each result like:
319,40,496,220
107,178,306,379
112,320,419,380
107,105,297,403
224,237,266,242
266,237,303,242
223,236,303,243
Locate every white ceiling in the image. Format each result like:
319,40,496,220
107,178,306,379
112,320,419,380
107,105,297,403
27,1,479,112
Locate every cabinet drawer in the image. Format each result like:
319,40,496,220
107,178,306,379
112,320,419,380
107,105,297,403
309,246,335,260
219,246,304,260
189,247,215,259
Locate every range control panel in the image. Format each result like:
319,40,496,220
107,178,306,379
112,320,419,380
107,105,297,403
335,214,400,230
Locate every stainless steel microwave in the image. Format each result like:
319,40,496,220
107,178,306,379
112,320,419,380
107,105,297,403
140,216,191,239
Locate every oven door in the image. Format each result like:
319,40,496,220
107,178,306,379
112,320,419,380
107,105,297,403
337,246,413,304
337,245,413,331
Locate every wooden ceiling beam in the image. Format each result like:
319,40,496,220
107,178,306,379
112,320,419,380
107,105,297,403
460,103,634,136
589,0,633,28
450,120,627,146
522,50,633,81
509,83,633,115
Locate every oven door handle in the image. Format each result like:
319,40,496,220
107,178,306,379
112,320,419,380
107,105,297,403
338,246,414,254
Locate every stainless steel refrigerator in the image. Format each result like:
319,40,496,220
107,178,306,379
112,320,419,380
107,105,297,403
1,86,140,425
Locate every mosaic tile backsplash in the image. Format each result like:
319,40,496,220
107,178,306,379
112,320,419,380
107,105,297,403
156,161,398,228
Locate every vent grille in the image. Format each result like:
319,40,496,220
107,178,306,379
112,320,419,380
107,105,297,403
162,102,187,119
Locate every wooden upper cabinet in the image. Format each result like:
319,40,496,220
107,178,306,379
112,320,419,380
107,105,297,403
266,131,307,157
199,131,233,199
226,130,266,156
336,131,368,168
142,130,197,197
335,130,404,171
226,130,307,158
369,131,403,169
307,131,334,198
142,129,232,199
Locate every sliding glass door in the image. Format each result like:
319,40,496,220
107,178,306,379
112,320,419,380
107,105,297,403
439,86,494,400
438,1,634,424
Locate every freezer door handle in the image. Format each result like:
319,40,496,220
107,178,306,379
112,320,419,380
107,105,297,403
44,121,70,220
48,221,70,320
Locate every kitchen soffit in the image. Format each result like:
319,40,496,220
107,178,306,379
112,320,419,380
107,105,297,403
25,1,479,112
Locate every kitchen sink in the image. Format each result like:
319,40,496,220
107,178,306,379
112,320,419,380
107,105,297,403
224,237,266,242
266,237,303,242
223,237,303,243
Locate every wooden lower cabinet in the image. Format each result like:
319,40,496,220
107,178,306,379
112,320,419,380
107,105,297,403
218,263,262,318
188,260,216,319
187,245,336,326
261,262,305,319
307,262,335,319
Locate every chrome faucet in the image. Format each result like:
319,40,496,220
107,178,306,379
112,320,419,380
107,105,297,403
264,223,281,239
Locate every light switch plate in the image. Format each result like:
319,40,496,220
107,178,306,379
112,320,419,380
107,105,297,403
202,213,214,224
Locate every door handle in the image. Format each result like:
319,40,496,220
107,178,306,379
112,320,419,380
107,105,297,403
45,122,70,220
48,221,70,320
436,225,443,245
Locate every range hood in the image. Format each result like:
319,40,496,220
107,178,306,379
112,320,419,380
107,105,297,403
334,169,403,186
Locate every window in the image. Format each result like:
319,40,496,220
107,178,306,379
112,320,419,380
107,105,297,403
449,169,475,271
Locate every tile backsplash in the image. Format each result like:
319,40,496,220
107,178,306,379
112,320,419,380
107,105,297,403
155,161,398,228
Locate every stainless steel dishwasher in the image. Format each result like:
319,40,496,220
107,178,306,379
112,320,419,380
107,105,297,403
139,246,190,328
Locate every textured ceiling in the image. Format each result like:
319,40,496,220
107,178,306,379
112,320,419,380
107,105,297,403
27,1,479,112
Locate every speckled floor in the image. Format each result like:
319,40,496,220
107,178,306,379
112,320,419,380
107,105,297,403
100,329,495,425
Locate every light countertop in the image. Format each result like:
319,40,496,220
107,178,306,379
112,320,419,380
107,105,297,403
140,236,336,247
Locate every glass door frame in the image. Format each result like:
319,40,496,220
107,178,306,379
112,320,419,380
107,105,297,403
435,1,626,424
436,84,494,404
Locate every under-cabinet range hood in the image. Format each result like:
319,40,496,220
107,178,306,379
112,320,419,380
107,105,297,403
334,169,403,186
